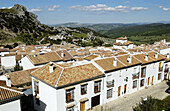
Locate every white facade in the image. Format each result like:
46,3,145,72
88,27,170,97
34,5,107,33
32,76,105,111
0,100,21,111
1,56,16,70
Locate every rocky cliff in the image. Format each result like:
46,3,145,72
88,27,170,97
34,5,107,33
0,4,54,41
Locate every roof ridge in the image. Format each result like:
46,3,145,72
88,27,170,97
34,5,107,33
55,68,64,87
116,57,127,66
0,86,23,94
132,55,143,63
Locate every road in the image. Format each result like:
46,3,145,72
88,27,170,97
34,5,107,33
92,81,170,111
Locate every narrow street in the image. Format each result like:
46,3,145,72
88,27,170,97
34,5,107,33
92,81,170,111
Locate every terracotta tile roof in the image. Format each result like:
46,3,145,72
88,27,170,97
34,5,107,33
56,50,73,61
0,86,22,102
0,48,9,52
133,53,156,64
4,54,26,61
114,41,133,46
31,63,104,87
57,63,104,87
28,52,62,65
117,37,127,40
5,68,37,86
84,55,99,61
115,51,128,56
31,63,63,87
90,50,100,54
0,81,21,91
116,54,141,66
95,57,125,71
69,50,78,56
74,57,84,61
148,51,165,61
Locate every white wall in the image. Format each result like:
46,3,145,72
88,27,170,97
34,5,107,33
0,100,21,111
160,48,170,55
116,40,127,44
20,56,35,70
1,56,16,69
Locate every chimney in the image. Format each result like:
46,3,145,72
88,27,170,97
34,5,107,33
6,75,11,87
113,58,117,67
166,53,169,59
61,51,64,57
145,54,148,61
49,62,54,73
155,52,158,59
33,54,37,57
127,55,132,63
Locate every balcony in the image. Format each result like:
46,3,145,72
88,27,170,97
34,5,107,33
164,68,169,73
94,86,101,93
132,73,139,79
141,74,146,78
159,66,163,72
106,80,114,88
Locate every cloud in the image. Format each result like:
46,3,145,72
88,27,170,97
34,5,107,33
47,5,60,11
1,6,12,9
131,7,149,11
124,1,130,4
158,6,170,11
30,8,42,12
69,4,129,13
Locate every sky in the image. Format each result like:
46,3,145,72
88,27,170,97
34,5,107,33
0,0,170,25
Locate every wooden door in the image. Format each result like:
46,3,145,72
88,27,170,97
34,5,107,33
118,86,121,96
124,84,127,94
91,95,100,108
152,76,154,84
148,77,150,86
80,102,85,111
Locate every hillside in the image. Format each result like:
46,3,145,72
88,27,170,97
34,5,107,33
0,4,113,47
101,23,170,44
54,22,138,32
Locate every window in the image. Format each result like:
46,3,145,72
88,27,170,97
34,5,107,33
67,107,74,111
34,81,39,94
81,84,87,95
106,75,114,87
133,80,137,88
159,62,162,72
141,67,146,77
66,89,74,103
158,73,161,80
107,89,112,99
94,81,101,93
140,79,144,87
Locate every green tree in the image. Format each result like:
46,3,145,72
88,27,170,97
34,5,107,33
133,96,162,111
14,64,23,71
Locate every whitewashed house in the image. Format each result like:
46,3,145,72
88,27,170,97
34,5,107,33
30,62,104,111
0,48,9,56
1,55,16,73
113,37,134,49
94,54,141,103
0,86,23,111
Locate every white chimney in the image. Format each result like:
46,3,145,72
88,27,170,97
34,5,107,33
113,58,117,67
127,55,132,63
145,54,148,61
166,53,169,59
49,63,54,73
6,75,11,87
61,51,64,57
155,52,158,59
33,54,37,57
